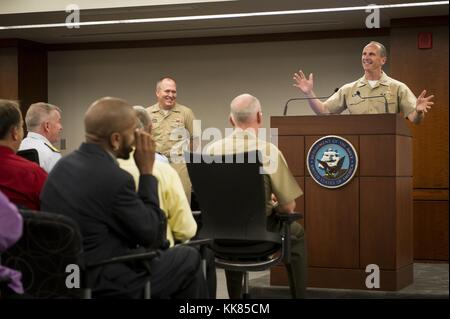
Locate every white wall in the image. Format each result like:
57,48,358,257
48,36,389,154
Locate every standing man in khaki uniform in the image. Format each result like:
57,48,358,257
293,41,434,124
147,77,195,202
205,93,307,299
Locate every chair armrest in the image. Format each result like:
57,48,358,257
0,277,12,296
177,238,212,247
83,249,158,299
86,250,159,269
274,212,302,265
176,238,213,255
274,212,302,224
176,238,213,280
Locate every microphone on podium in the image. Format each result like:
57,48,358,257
283,88,339,116
353,91,389,113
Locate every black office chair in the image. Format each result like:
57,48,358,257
185,151,301,298
1,210,157,299
16,149,40,165
0,277,12,298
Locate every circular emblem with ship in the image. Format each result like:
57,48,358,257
307,135,358,189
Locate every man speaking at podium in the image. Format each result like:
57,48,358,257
292,41,434,124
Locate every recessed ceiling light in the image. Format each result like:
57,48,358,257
0,1,448,30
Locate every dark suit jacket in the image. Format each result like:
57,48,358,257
41,143,165,297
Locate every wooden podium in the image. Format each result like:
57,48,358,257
270,114,413,290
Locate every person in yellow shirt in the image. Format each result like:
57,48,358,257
293,41,434,124
118,106,197,247
119,105,216,298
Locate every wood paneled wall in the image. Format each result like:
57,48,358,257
0,39,47,117
0,47,18,99
390,18,449,261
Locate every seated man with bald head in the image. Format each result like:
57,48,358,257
41,97,207,298
205,94,307,298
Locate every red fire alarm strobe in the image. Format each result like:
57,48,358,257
418,32,433,49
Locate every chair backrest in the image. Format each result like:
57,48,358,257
16,149,40,165
186,151,281,258
2,210,84,298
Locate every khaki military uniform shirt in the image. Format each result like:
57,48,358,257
324,72,417,117
205,129,303,215
147,103,195,160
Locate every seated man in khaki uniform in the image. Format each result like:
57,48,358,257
205,93,307,299
293,41,434,124
146,77,196,203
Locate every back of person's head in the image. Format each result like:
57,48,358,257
84,97,136,143
230,94,262,127
0,99,22,141
133,105,150,129
25,102,61,131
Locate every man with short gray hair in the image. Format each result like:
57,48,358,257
19,102,63,172
146,77,196,202
293,41,434,124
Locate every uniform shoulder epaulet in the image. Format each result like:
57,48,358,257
44,143,60,153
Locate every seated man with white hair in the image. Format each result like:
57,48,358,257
19,102,63,172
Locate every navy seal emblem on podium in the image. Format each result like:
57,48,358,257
307,135,358,188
